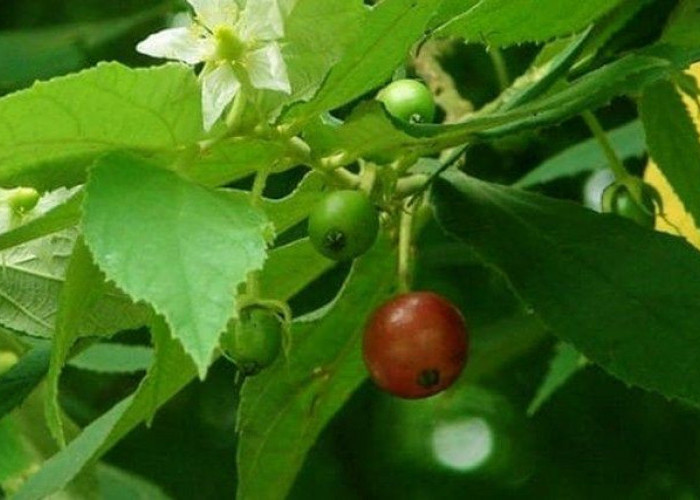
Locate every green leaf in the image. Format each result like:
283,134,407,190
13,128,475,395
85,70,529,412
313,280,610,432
515,120,645,188
177,139,286,188
261,171,327,233
0,230,147,338
284,0,365,102
307,55,673,163
46,237,108,447
640,80,700,230
13,395,131,500
96,463,172,500
433,172,700,408
11,232,333,499
261,239,334,302
0,190,82,252
82,152,271,377
527,343,587,416
427,0,479,30
256,0,366,117
13,318,196,500
477,55,673,140
0,8,164,91
661,0,700,49
236,237,396,500
68,344,153,374
0,62,202,190
0,344,50,420
573,0,656,69
0,416,33,488
434,0,625,47
489,28,593,113
290,0,439,121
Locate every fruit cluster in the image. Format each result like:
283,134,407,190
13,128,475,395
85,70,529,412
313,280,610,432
225,79,470,399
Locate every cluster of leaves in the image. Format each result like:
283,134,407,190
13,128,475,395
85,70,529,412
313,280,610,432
0,0,700,498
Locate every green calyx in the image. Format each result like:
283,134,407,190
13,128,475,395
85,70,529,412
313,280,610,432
601,180,659,229
214,26,246,62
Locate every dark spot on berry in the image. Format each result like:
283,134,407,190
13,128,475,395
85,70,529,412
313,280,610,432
417,369,440,388
324,229,346,253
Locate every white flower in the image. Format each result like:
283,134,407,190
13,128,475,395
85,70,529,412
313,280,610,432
137,0,292,130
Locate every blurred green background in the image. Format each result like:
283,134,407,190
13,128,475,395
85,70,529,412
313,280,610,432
2,0,699,498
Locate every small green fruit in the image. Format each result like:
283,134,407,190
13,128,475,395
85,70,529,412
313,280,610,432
308,190,379,261
222,307,283,376
376,79,436,124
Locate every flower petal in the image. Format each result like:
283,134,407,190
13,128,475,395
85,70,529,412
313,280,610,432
188,0,240,29
201,63,241,130
136,27,212,64
246,42,291,94
238,0,284,41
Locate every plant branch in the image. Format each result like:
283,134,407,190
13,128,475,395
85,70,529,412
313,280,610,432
581,110,629,181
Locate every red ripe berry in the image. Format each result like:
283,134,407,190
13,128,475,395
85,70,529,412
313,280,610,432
362,292,469,399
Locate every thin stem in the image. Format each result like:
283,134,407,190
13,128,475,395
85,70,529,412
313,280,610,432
408,143,470,205
397,200,415,293
396,174,428,197
225,92,248,131
250,166,269,209
359,162,377,195
327,167,361,189
489,47,510,92
245,167,270,300
581,110,629,181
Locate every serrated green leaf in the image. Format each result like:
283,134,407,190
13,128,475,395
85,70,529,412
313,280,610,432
477,55,673,140
489,28,593,113
284,0,365,102
0,230,147,338
0,344,50,420
236,237,396,500
82,153,270,377
573,0,656,70
11,229,334,500
640,80,700,230
68,344,153,374
434,172,700,408
0,62,202,190
515,120,645,188
434,0,625,47
527,343,586,416
0,190,82,252
427,0,479,30
45,237,107,447
290,0,440,122
306,55,672,163
256,0,366,117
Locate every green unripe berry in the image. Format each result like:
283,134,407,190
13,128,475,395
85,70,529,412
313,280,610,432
8,187,40,214
308,190,379,261
222,307,283,376
376,79,436,124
